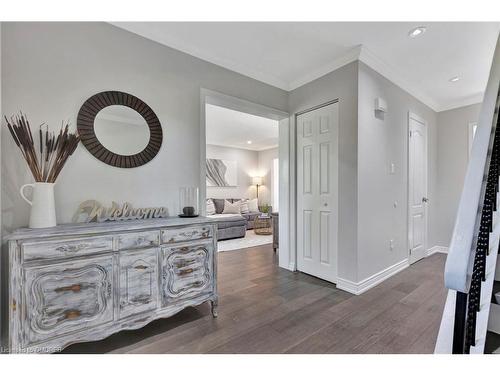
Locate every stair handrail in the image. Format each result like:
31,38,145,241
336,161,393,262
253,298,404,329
445,35,500,293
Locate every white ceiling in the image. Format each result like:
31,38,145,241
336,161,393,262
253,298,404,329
205,104,279,151
112,22,500,111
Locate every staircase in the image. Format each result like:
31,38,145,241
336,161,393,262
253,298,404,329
435,35,500,354
485,274,500,353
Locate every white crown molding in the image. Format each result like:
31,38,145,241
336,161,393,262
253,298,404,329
112,23,483,113
110,22,290,91
288,45,443,111
287,46,363,91
357,46,441,111
290,45,485,112
436,93,484,112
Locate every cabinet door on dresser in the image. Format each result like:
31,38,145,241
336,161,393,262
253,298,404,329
118,248,159,319
160,241,214,305
23,255,114,347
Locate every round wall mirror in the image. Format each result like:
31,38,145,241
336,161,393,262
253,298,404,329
77,91,163,168
94,105,150,156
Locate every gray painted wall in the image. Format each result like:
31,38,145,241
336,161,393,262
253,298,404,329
357,62,439,281
206,144,258,201
288,60,441,284
288,62,359,282
436,103,481,247
1,22,288,234
205,145,277,206
0,22,482,301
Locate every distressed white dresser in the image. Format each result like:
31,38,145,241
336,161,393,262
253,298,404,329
6,217,218,353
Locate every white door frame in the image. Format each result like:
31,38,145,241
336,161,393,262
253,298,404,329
199,88,292,270
292,99,339,276
407,111,428,264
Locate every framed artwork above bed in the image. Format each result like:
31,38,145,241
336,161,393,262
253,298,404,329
206,159,238,187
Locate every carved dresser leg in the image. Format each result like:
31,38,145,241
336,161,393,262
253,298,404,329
210,299,218,318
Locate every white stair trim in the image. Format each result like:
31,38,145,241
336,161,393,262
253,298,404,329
435,203,500,353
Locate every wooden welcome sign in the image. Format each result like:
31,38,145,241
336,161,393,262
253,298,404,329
73,200,169,223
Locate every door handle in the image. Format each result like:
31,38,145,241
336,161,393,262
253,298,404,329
422,197,429,203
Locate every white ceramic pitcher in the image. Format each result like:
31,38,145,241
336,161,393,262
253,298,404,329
20,182,57,228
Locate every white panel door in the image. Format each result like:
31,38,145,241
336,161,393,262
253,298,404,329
296,103,338,283
408,113,428,264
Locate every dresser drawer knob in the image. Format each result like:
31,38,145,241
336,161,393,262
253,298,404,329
55,284,82,293
134,265,149,270
176,259,194,268
64,310,81,320
179,268,194,276
55,244,87,254
181,231,198,239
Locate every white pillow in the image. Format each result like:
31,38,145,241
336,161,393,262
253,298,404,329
222,200,241,214
247,198,259,213
240,199,250,214
206,199,216,216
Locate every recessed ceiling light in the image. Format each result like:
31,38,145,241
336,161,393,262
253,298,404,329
247,140,252,144
449,76,460,82
408,26,426,38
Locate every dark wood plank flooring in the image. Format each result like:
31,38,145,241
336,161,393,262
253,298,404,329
62,245,447,354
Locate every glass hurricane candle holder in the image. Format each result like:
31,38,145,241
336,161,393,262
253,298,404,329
179,187,199,217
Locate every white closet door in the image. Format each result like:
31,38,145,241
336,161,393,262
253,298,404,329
296,102,338,283
408,113,428,264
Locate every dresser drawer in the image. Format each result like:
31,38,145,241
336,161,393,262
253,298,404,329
23,255,114,347
161,225,213,244
160,241,214,305
119,248,158,319
22,236,113,262
117,231,159,250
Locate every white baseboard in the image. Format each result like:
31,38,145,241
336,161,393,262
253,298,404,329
336,258,409,295
336,246,448,296
426,246,448,257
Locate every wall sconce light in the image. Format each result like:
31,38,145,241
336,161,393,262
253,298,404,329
252,176,263,200
374,97,387,113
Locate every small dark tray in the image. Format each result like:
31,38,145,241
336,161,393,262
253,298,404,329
178,214,200,218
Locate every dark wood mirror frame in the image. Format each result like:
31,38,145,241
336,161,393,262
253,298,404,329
77,91,163,168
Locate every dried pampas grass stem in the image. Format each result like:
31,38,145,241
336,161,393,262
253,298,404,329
5,113,80,183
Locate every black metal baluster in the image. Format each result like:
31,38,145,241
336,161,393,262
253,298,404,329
453,291,468,354
451,102,500,354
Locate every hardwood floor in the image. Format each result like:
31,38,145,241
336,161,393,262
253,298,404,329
62,245,447,354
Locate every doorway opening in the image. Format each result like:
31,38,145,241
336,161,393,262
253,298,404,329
200,89,289,263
